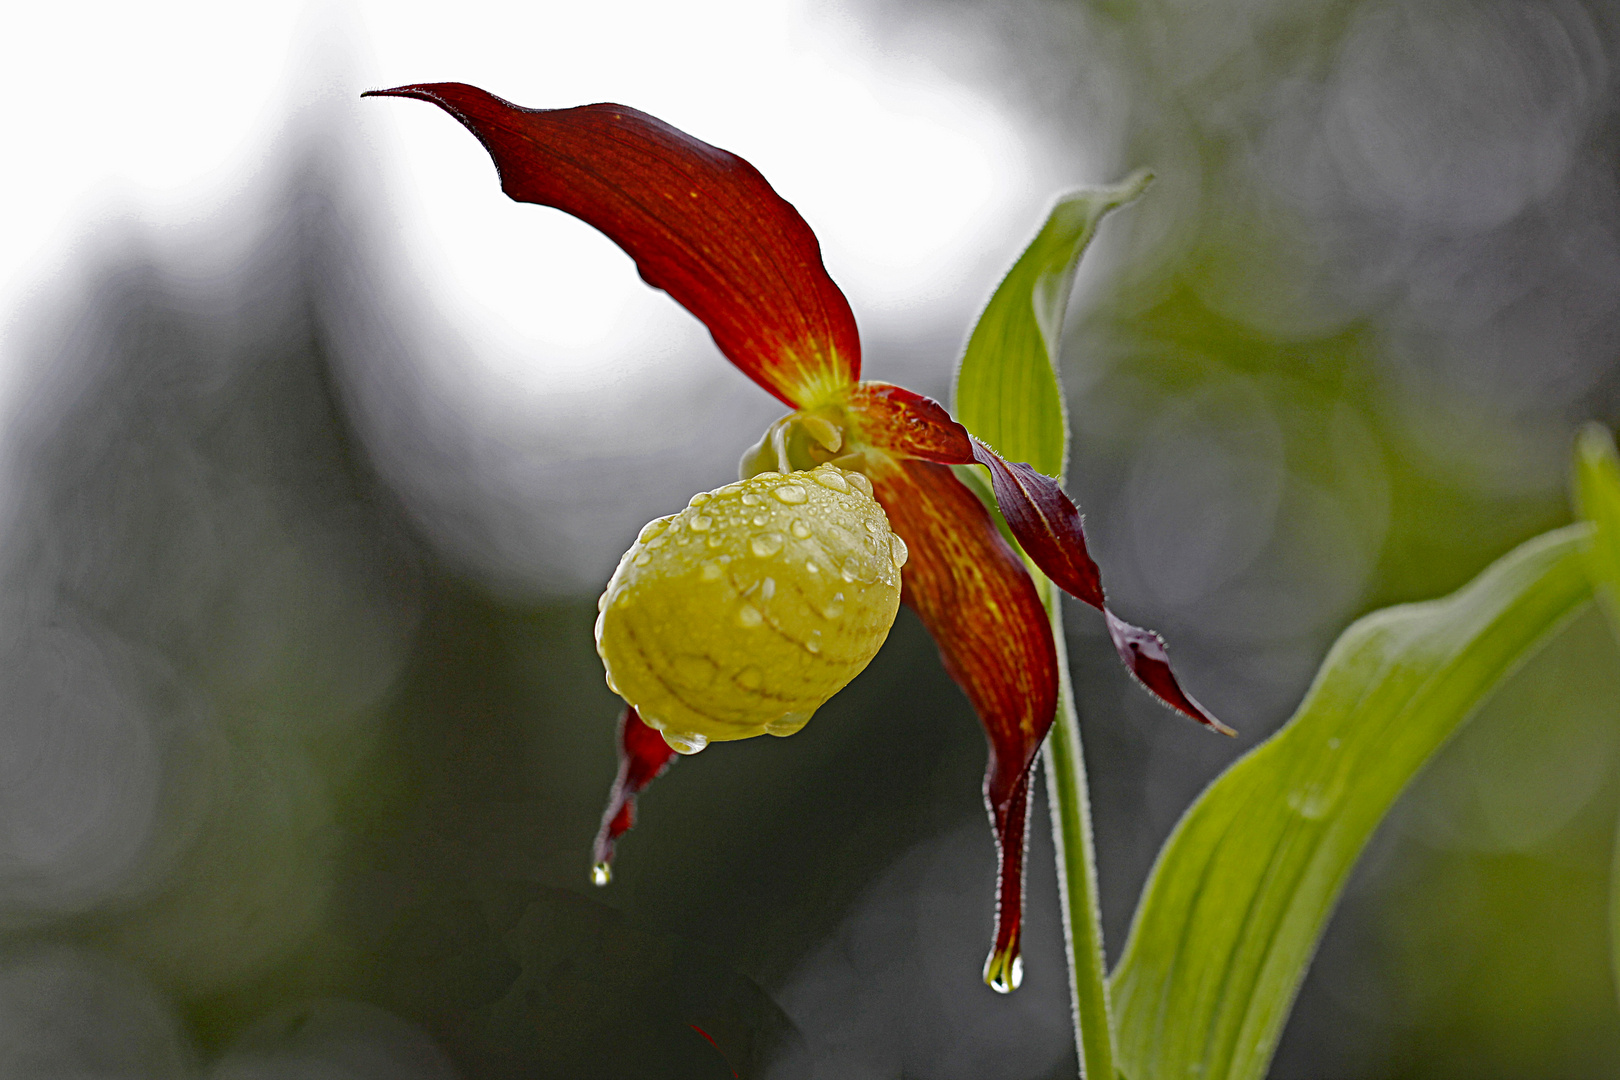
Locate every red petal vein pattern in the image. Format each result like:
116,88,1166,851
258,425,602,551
869,457,1057,980
592,705,679,877
840,382,974,463
365,83,860,409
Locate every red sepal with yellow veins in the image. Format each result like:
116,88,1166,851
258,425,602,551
868,455,1057,985
364,82,860,409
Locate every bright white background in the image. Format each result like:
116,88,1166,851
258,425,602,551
1,0,1064,408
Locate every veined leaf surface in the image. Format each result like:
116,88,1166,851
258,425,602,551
1111,524,1593,1080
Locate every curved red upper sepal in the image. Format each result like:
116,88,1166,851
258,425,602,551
868,456,1056,984
366,83,860,408
592,705,679,880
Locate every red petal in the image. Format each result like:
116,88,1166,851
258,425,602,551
839,384,1231,736
365,83,860,408
967,438,1233,735
591,705,679,882
868,457,1056,986
841,382,973,462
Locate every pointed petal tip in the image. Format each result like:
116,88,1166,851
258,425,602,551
1104,610,1235,736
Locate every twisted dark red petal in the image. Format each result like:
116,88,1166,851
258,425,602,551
843,388,1230,734
867,456,1056,983
365,83,860,408
592,705,679,877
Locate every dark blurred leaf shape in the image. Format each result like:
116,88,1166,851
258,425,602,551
1110,523,1593,1080
1571,423,1620,1015
953,171,1150,480
374,881,803,1080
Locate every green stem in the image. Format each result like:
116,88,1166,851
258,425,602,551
1040,576,1117,1080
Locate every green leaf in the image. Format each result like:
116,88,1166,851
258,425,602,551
1571,423,1620,1017
953,172,1151,479
1110,524,1594,1080
1575,423,1620,623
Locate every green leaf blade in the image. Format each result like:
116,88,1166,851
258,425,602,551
1571,423,1620,1018
953,171,1151,479
1110,524,1594,1080
1575,423,1620,621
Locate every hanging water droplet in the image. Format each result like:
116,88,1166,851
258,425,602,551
765,710,812,737
741,492,764,507
737,603,764,627
689,514,713,532
662,730,709,755
890,533,909,568
985,952,1023,994
773,483,808,505
750,533,784,558
790,519,812,539
591,862,612,886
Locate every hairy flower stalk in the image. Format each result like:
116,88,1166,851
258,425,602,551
367,82,1227,1003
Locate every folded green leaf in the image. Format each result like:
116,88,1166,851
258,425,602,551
1111,523,1593,1080
953,172,1151,479
1571,423,1620,1017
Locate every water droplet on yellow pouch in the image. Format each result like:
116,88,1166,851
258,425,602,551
752,514,769,527
806,560,819,574
741,492,763,507
761,577,776,600
805,630,821,654
737,603,764,628
638,519,669,543
700,561,723,582
614,591,633,608
734,665,763,689
591,862,612,886
751,533,784,558
818,593,845,620
790,519,812,539
765,710,812,737
773,483,808,505
689,514,713,532
890,534,909,567
634,552,652,567
846,472,873,497
662,730,709,755
689,492,711,507
706,535,723,548
812,469,848,492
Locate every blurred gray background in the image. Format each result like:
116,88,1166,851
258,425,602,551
3,0,1620,1077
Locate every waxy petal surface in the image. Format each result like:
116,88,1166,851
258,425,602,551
868,456,1056,982
592,705,679,880
366,83,860,408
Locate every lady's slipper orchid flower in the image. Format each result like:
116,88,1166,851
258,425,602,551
366,83,1229,991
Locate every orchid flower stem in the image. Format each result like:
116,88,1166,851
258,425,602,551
1039,574,1117,1080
